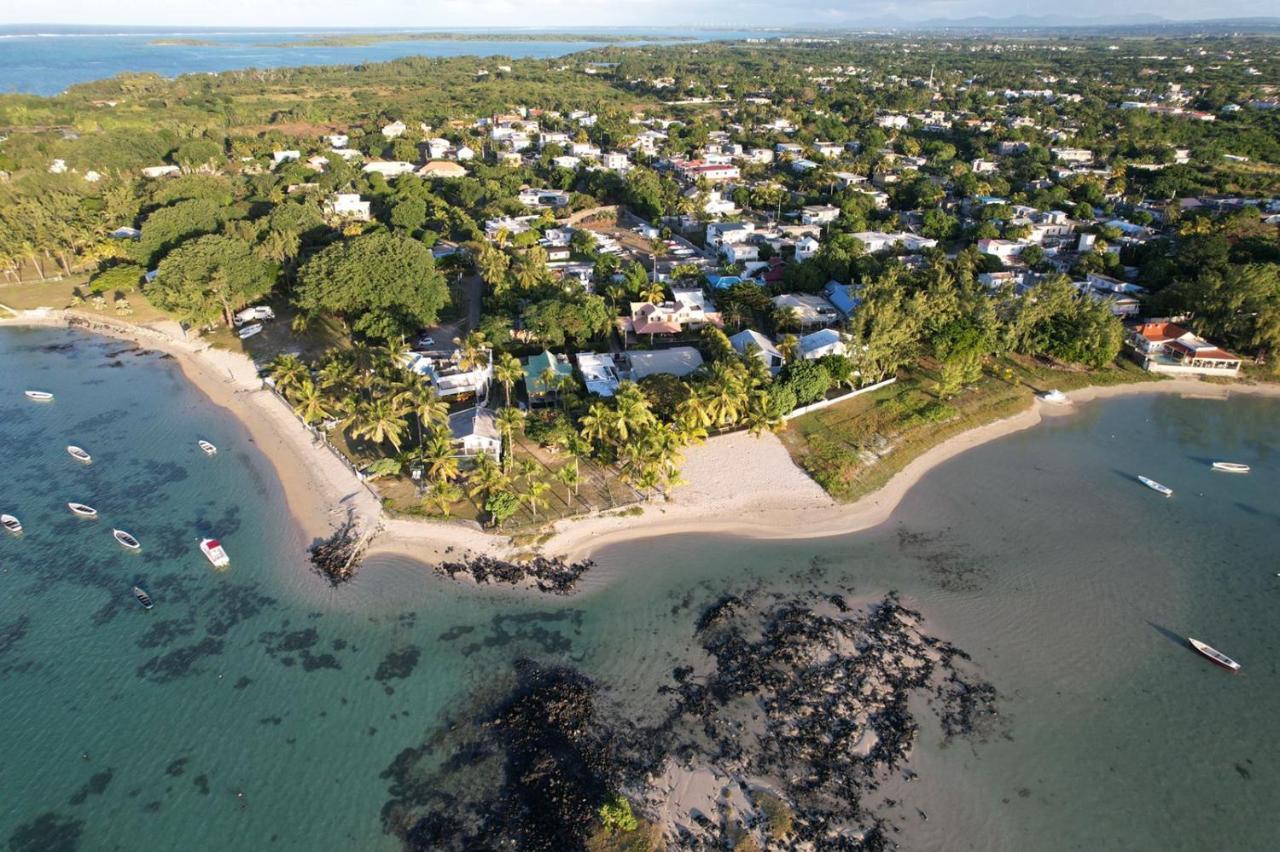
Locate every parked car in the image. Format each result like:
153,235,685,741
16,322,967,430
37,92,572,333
415,335,435,349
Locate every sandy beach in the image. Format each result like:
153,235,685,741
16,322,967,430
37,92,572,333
6,309,1280,571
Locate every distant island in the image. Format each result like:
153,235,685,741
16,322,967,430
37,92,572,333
269,32,694,48
147,38,218,47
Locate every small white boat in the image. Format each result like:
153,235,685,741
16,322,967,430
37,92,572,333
113,528,141,551
24,390,54,401
67,502,98,518
200,538,230,568
1189,637,1241,672
132,586,154,610
1039,389,1069,404
66,445,92,464
1211,462,1250,474
1137,475,1173,497
1,514,22,535
237,323,263,340
198,440,217,456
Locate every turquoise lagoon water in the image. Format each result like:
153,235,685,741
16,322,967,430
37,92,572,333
0,27,766,96
1,324,1279,851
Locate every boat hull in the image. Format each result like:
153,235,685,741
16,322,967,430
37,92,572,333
1189,638,1241,671
1211,462,1250,474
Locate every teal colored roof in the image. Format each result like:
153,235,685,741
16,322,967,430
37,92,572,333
523,350,573,394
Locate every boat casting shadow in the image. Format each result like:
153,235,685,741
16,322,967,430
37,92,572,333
1146,621,1191,652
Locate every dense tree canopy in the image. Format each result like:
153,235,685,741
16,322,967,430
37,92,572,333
149,234,276,327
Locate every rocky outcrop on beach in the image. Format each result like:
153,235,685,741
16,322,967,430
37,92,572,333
433,555,595,595
380,591,998,851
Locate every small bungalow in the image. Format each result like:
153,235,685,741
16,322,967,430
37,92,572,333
822,281,861,318
772,293,841,329
448,407,501,459
523,350,574,406
730,329,784,374
626,348,705,380
797,328,847,360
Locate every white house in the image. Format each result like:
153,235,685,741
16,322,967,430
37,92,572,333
1129,322,1241,377
327,133,349,148
576,352,621,397
772,294,841,328
729,329,784,374
800,205,841,226
518,188,572,208
141,165,181,179
626,348,705,379
381,120,407,139
404,350,493,398
851,232,937,253
797,328,847,360
706,222,754,248
325,193,371,222
977,239,1029,261
724,243,759,265
448,407,502,458
795,235,820,262
272,150,301,165
601,152,631,172
363,161,417,177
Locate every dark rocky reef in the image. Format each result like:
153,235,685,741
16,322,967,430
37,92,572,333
380,590,999,851
433,555,595,595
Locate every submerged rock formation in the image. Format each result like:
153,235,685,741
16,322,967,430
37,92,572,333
433,555,595,595
380,591,999,850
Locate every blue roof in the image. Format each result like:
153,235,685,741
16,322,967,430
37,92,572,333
823,281,861,316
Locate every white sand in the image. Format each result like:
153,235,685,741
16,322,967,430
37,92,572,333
8,310,1280,572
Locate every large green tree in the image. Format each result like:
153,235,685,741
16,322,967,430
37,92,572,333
294,232,449,341
149,234,275,327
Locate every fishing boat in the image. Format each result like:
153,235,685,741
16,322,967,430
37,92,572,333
67,502,98,519
198,440,217,456
113,528,141,551
1137,475,1173,497
200,538,230,568
1,514,22,535
131,586,154,610
1211,462,1250,474
66,445,92,464
24,390,54,401
1188,638,1241,672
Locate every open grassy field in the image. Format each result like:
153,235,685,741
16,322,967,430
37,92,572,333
779,355,1161,503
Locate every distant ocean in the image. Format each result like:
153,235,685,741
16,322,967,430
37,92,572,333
0,26,768,95
3,324,1279,850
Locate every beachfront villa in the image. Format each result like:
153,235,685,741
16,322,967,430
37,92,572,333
404,350,493,398
1128,322,1242,377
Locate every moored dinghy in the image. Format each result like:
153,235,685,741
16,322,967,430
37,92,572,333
1,514,22,535
113,528,141,551
1137,475,1173,497
67,502,98,518
67,445,92,464
1211,462,1250,474
1188,638,1241,672
198,440,217,456
24,390,54,401
200,538,230,568
132,586,154,610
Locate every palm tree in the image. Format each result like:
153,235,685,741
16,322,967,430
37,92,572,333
292,378,335,425
493,352,523,406
423,480,464,519
578,402,611,448
778,334,800,363
773,306,802,334
269,354,308,399
704,361,748,427
401,377,448,453
466,452,508,502
476,243,510,288
495,406,526,473
521,477,553,519
452,331,490,372
640,280,666,305
555,460,583,505
353,396,410,452
676,389,714,431
423,429,460,484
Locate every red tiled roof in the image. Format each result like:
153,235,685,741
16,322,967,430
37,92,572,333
1135,321,1189,342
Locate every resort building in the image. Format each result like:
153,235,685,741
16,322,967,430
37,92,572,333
1128,322,1242,377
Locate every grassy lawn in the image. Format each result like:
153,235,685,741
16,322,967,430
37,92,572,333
779,355,1162,503
0,277,171,325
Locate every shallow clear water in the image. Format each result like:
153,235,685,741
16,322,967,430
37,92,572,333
1,325,1278,851
0,27,763,95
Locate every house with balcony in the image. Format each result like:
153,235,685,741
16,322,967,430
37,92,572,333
448,407,501,459
1128,322,1241,377
403,350,493,399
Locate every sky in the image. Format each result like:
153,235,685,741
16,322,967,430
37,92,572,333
2,0,1275,28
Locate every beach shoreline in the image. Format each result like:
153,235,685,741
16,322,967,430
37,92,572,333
6,310,1280,574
